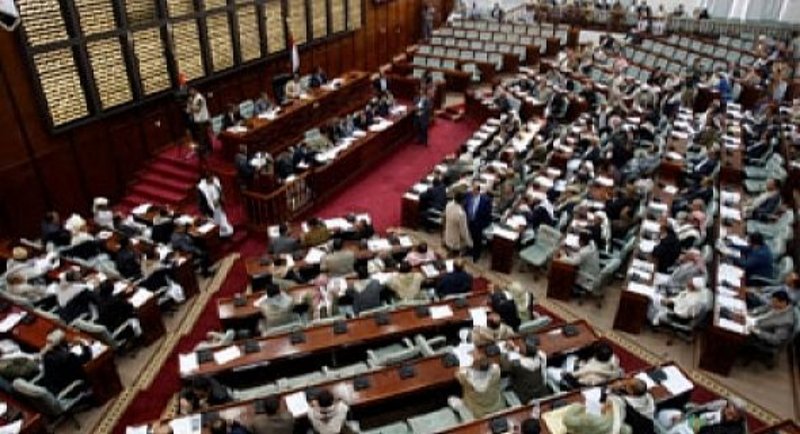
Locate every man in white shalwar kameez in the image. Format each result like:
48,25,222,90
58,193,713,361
197,173,234,237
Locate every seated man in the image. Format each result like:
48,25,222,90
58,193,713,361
609,377,656,434
345,279,390,316
648,276,711,327
745,179,781,221
435,259,473,299
309,66,328,88
732,233,774,285
321,238,355,277
686,148,719,185
307,389,349,434
404,242,436,266
248,395,295,434
4,273,48,304
472,313,515,346
652,222,681,273
657,398,746,434
57,270,92,323
40,330,91,396
253,92,274,115
660,249,707,294
255,284,296,331
269,223,300,255
93,281,141,341
115,236,142,280
0,340,39,382
171,223,212,277
747,290,796,358
558,231,601,293
452,356,504,418
284,73,301,101
562,395,632,434
302,218,331,247
500,338,549,404
746,272,800,311
178,375,232,415
387,262,425,302
548,341,622,389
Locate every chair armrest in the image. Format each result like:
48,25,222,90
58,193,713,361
57,380,86,401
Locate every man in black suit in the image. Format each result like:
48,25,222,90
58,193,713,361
652,222,681,273
413,88,432,146
221,103,242,130
419,177,447,229
115,236,142,280
171,224,212,277
269,224,300,255
40,330,91,395
435,260,473,298
346,280,390,316
373,71,390,94
309,66,328,88
464,183,493,261
93,281,140,341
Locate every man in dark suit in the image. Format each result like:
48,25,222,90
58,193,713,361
171,224,212,277
40,330,91,395
419,177,447,229
221,103,242,130
413,88,432,146
115,236,142,280
373,71,390,94
436,260,473,298
93,281,140,341
269,224,300,255
346,280,389,316
464,183,493,261
652,222,681,273
309,66,328,88
687,148,719,185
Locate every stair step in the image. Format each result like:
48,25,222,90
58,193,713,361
137,173,195,194
147,162,199,184
129,184,185,205
157,152,203,173
117,194,153,210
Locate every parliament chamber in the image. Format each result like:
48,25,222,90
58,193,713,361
0,0,798,433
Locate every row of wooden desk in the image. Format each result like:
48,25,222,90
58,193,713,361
218,71,374,160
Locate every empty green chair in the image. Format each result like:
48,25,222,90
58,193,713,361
407,407,461,433
518,225,561,269
322,362,370,379
367,338,419,367
414,334,453,356
239,99,255,119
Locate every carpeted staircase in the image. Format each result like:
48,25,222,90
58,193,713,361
118,151,201,211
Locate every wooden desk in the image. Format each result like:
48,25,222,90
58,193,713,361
612,181,678,335
2,304,123,405
219,71,373,160
134,321,598,433
130,207,223,264
546,260,576,301
182,294,492,379
0,390,45,434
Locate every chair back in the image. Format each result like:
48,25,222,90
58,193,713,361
12,379,62,417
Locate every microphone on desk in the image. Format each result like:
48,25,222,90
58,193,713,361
353,375,371,390
290,330,306,344
398,362,416,379
415,305,430,318
333,319,348,335
441,353,459,368
561,324,579,337
374,311,390,326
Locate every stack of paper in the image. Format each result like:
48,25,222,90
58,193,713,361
367,239,392,252
213,346,243,365
0,313,24,333
430,305,454,319
304,248,327,264
661,366,694,395
284,391,310,417
178,353,199,375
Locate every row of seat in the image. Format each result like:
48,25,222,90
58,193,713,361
425,38,533,59
412,52,502,72
656,36,757,67
448,18,569,38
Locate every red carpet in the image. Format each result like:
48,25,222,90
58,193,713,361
309,117,480,232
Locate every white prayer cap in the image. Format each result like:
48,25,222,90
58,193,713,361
690,276,706,289
11,247,27,261
64,213,87,234
93,197,109,212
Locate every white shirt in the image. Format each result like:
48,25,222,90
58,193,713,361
190,93,209,123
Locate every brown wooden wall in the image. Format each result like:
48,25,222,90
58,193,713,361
0,0,427,239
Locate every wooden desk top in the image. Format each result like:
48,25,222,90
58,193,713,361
184,293,495,378
0,389,45,434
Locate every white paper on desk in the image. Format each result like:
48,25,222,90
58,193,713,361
596,176,613,187
403,192,420,201
635,372,657,390
663,185,679,195
179,353,199,375
631,258,655,273
639,239,656,254
368,239,392,252
726,234,748,248
125,426,147,434
627,268,652,282
654,273,671,286
582,387,603,416
718,264,744,286
372,272,394,285
113,281,129,296
661,366,693,395
324,218,351,231
129,288,153,308
411,183,429,194
421,264,440,279
305,247,326,264
534,176,554,189
445,260,454,273
268,225,280,238
398,236,414,248
430,305,454,320
197,222,216,234
648,202,668,213
564,233,579,249
506,215,527,229
353,130,367,138
170,415,201,434
0,420,22,434
492,226,519,241
0,313,24,333
627,282,656,298
720,206,741,221
717,317,747,334
285,391,310,417
641,220,661,235
469,307,488,327
213,345,242,365
720,190,741,204
717,294,745,312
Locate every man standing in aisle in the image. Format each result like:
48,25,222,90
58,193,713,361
186,87,211,158
464,183,492,262
413,88,432,146
421,3,435,41
197,172,234,238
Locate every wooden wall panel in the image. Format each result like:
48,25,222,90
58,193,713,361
0,0,424,238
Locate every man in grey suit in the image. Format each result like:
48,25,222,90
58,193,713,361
749,291,796,359
248,396,294,434
321,238,356,277
269,223,300,255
